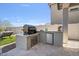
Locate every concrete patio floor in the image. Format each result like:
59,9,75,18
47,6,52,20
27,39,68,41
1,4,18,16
1,40,79,56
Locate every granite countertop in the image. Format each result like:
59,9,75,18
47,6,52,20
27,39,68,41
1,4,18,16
16,33,39,37
43,31,63,34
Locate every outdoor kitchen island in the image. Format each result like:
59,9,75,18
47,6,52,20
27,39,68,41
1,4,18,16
16,33,40,50
40,31,63,46
16,31,63,51
15,24,40,50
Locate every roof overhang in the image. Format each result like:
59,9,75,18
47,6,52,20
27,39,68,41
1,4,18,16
49,3,79,10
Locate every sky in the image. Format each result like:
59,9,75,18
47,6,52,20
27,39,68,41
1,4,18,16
0,3,50,27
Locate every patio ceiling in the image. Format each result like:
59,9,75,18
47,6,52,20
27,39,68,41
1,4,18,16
57,3,79,10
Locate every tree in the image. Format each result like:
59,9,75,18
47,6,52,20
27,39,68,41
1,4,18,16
2,20,12,27
0,20,13,32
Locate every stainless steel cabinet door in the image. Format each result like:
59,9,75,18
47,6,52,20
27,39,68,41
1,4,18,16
46,33,53,44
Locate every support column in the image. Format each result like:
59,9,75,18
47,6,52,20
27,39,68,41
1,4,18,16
63,8,68,44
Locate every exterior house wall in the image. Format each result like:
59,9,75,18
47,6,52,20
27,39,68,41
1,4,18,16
51,4,62,24
68,23,79,40
51,4,79,24
36,24,79,40
36,24,61,31
49,4,79,40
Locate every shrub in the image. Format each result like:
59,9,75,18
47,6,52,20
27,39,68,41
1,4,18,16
0,28,4,32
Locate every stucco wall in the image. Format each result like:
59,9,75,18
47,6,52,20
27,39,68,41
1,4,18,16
36,24,61,31
68,23,79,40
36,24,79,40
51,4,79,24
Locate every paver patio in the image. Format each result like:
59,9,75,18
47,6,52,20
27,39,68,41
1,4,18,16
2,40,79,56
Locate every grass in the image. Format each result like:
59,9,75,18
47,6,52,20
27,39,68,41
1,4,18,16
0,35,16,46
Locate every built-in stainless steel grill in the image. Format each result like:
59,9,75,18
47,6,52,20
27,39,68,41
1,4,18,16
22,24,37,35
